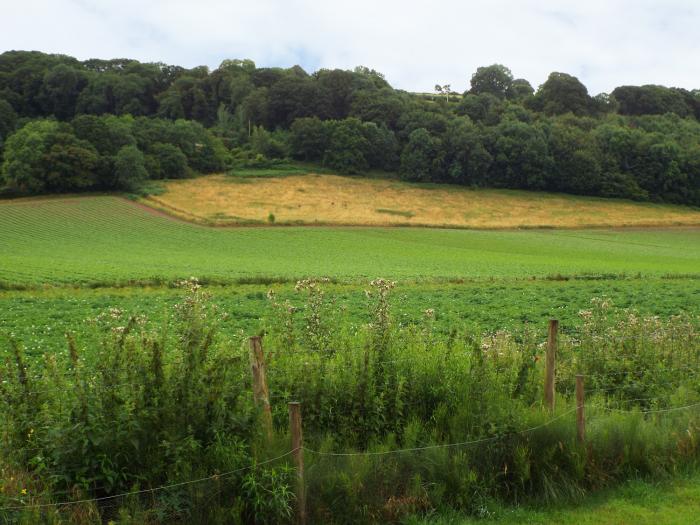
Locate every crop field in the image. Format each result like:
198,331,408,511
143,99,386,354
1,192,700,524
145,172,700,228
1,196,699,287
1,278,699,358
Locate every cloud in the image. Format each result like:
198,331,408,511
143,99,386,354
2,0,699,95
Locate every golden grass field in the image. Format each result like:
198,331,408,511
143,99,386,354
142,173,700,229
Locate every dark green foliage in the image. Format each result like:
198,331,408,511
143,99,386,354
546,118,603,194
2,121,99,193
146,142,188,179
289,117,328,161
529,72,594,116
469,64,514,99
323,118,370,174
400,128,440,182
487,119,553,189
40,131,100,190
456,93,503,125
437,119,492,185
612,85,695,118
1,50,700,205
1,119,61,193
0,98,17,145
38,64,88,120
114,144,148,190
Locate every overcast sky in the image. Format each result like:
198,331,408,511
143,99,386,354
3,0,700,95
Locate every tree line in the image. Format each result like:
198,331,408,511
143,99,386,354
0,51,698,205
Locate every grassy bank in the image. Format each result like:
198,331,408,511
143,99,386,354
410,471,700,524
146,172,700,228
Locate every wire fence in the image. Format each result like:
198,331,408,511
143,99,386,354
4,395,700,512
2,321,699,516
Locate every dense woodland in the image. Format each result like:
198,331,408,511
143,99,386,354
0,50,699,205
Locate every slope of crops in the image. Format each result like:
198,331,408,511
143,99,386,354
2,278,698,357
1,196,699,286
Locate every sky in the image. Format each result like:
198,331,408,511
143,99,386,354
2,0,700,95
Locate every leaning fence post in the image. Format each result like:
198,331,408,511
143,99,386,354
576,374,585,443
288,402,306,525
249,336,273,440
544,319,558,411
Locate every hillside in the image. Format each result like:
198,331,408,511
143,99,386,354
143,173,700,229
1,195,699,287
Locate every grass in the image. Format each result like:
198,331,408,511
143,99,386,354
144,172,700,228
410,472,700,524
0,196,699,287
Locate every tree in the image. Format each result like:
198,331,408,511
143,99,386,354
396,108,449,141
530,72,593,116
547,119,603,194
41,132,99,190
38,64,87,119
170,119,227,173
267,76,317,127
487,119,552,189
509,78,534,100
360,121,399,171
314,69,356,119
469,64,513,99
71,114,135,156
438,119,492,185
1,120,59,192
289,117,328,161
434,84,451,102
250,126,288,159
349,88,406,129
323,118,370,174
145,142,188,179
1,120,100,193
240,88,269,130
0,98,17,146
611,85,691,117
113,145,148,190
400,128,440,182
456,93,503,125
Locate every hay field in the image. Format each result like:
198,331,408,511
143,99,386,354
144,173,700,228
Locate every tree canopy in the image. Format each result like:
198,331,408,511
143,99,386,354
1,50,699,206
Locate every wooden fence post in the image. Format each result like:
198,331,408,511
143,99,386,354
544,319,558,411
288,402,306,525
576,374,585,443
249,336,273,439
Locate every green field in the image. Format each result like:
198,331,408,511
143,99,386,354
2,278,699,358
1,195,698,354
0,196,699,286
2,194,700,524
